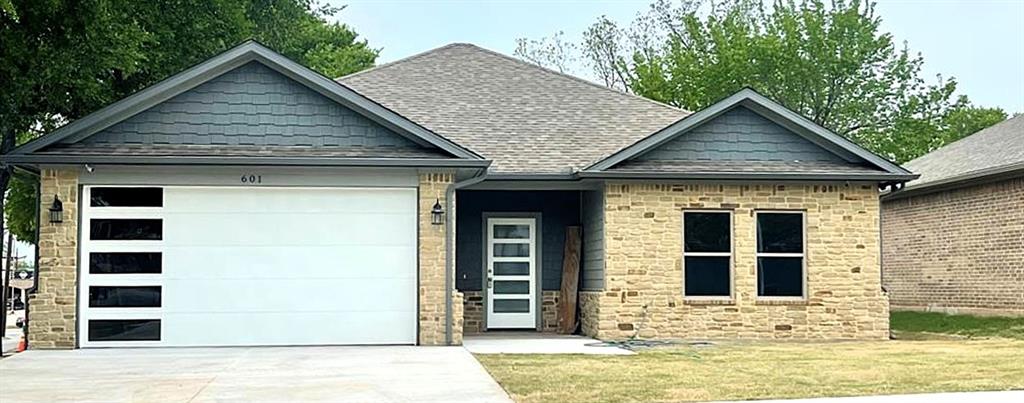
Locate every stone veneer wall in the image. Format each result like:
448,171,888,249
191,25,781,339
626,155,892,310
418,172,460,345
578,291,602,337
29,169,80,349
584,182,888,340
462,290,561,333
882,177,1024,317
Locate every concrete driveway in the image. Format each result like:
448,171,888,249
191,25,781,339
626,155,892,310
0,346,511,403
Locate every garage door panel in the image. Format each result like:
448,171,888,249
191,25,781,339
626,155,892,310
161,246,416,280
80,185,418,347
161,311,417,346
162,278,416,313
164,188,416,214
162,213,414,246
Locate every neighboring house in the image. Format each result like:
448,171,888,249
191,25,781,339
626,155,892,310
882,115,1024,317
1,41,915,349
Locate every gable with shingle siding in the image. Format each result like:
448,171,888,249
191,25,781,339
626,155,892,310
72,62,427,152
636,106,847,163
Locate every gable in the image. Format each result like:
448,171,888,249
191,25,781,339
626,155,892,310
584,88,916,181
3,41,486,168
70,62,425,151
635,106,847,163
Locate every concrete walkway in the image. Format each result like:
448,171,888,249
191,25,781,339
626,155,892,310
718,390,1024,402
0,346,512,403
464,332,634,355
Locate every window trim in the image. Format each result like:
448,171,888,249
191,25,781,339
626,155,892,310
681,209,734,301
754,210,808,301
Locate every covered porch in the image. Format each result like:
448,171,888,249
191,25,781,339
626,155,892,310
454,184,604,336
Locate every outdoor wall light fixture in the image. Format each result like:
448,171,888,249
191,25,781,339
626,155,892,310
49,195,64,224
431,198,445,225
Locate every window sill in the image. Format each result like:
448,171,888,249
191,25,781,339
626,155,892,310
755,298,808,306
684,297,735,306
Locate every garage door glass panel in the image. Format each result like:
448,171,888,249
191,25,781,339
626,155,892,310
88,319,161,341
493,262,529,276
90,252,162,274
91,187,163,207
492,299,530,313
90,219,163,240
89,286,162,308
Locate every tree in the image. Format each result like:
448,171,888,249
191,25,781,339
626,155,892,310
1,0,378,243
513,31,577,74
516,0,1006,163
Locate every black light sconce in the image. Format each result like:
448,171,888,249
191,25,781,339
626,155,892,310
430,198,445,225
49,195,64,224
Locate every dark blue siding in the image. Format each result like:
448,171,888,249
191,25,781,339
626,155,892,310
80,62,425,151
638,106,846,162
456,190,581,292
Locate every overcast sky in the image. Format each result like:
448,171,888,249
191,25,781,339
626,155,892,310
334,0,1024,113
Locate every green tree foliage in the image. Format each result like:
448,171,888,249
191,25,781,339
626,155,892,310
521,0,1007,164
1,0,378,242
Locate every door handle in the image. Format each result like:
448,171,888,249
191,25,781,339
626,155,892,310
487,278,493,289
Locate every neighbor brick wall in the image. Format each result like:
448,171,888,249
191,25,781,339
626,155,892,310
28,169,80,349
882,177,1024,316
583,182,888,340
418,172,461,345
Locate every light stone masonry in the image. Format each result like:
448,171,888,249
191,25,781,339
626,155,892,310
583,182,889,340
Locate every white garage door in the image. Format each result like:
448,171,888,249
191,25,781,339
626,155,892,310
79,186,417,347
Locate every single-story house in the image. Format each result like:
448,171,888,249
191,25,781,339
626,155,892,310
2,41,916,349
882,115,1023,317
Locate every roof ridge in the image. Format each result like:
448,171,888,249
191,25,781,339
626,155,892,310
454,43,689,114
336,43,470,81
905,114,1021,167
340,42,689,115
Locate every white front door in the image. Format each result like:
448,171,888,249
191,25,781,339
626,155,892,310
486,217,537,329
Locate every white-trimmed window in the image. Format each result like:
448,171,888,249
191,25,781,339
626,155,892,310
755,211,806,298
682,211,732,298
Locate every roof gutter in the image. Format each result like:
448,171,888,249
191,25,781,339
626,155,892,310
0,154,491,169
882,162,1024,201
576,171,919,182
444,169,488,345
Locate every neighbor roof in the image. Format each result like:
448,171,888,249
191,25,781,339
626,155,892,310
339,43,689,173
897,114,1024,194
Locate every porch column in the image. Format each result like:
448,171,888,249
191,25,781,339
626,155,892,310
29,169,80,349
417,172,461,345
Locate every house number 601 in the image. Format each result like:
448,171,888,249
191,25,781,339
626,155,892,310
240,174,262,184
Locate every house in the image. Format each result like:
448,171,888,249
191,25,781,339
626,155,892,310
1,41,916,349
882,115,1024,317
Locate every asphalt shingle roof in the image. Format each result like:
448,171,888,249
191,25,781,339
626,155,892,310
338,43,689,173
903,114,1024,189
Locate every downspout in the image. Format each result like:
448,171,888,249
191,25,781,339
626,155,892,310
445,169,487,345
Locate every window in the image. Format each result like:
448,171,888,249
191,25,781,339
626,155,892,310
90,187,163,207
88,319,161,342
682,211,732,297
89,286,162,308
756,212,805,298
90,252,162,274
90,219,163,240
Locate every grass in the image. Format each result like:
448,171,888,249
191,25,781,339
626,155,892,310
476,339,1024,402
891,311,1024,340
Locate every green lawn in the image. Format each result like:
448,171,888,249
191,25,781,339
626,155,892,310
891,311,1024,340
476,312,1024,402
